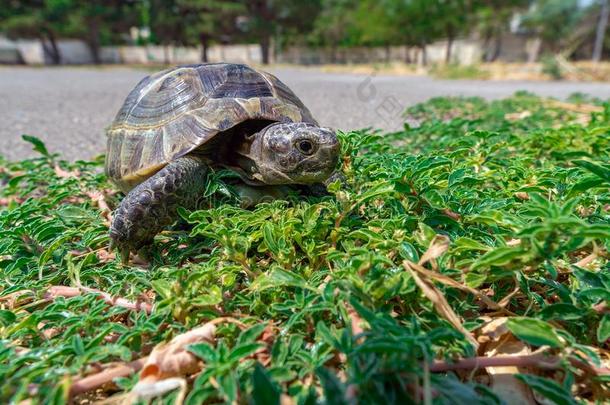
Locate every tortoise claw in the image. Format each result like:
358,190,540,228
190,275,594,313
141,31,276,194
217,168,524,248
109,235,132,265
119,246,131,265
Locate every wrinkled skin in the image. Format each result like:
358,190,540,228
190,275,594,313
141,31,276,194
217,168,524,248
110,122,340,263
244,122,340,185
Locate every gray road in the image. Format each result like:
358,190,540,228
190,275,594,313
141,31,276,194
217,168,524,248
2,65,610,161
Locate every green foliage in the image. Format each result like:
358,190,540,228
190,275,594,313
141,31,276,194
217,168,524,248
0,0,137,64
520,0,584,52
236,0,323,63
1,94,610,403
429,63,490,80
2,0,603,66
149,0,245,58
541,54,564,80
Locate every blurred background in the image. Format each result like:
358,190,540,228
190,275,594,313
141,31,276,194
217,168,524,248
1,0,609,160
2,0,609,77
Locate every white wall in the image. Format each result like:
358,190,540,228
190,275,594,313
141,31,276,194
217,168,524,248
0,37,264,65
1,36,488,66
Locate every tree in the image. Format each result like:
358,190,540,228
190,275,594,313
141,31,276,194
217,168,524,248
0,0,136,64
309,0,357,62
352,0,402,62
176,0,244,63
242,0,322,64
520,0,583,55
149,0,188,63
429,0,478,63
378,0,444,65
312,0,444,65
592,0,609,61
0,0,72,64
475,0,531,62
65,0,137,64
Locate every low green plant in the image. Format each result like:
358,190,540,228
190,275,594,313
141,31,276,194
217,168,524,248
541,55,564,80
429,63,490,80
1,93,609,404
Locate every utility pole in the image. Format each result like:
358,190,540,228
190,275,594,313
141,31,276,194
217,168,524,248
593,0,609,62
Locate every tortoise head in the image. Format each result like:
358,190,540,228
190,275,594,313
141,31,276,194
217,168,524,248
237,122,340,185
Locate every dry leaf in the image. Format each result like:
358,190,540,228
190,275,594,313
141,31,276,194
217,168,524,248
139,322,216,382
85,190,113,223
545,99,603,114
486,340,537,405
574,250,600,268
406,260,511,315
281,393,297,405
478,317,510,342
96,249,116,263
0,196,24,206
418,234,450,267
406,236,478,347
346,303,365,339
441,208,461,221
54,165,80,179
38,323,62,340
477,317,536,405
515,192,530,200
131,377,187,404
130,322,217,403
504,110,532,121
405,261,478,349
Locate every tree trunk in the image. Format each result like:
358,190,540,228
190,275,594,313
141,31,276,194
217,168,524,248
163,44,171,65
404,46,411,64
527,37,542,63
87,17,101,64
87,42,101,64
420,43,427,66
483,35,491,62
260,35,270,65
593,0,609,62
200,34,209,63
445,33,454,64
41,29,61,64
384,43,391,63
490,30,503,62
247,0,273,65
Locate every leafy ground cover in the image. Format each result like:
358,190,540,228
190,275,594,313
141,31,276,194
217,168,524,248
1,92,609,404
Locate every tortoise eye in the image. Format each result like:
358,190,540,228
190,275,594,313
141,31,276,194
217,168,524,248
297,140,315,155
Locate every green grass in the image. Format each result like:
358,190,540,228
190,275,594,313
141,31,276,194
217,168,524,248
1,92,609,404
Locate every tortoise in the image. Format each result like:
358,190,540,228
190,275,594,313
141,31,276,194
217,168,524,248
105,63,340,262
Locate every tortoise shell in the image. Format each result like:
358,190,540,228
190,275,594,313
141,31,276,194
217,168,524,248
105,63,317,192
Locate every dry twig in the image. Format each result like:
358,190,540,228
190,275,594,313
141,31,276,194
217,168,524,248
45,285,153,314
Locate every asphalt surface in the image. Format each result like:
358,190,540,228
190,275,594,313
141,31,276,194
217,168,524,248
2,65,610,161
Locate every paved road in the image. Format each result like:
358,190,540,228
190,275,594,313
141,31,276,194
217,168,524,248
2,66,610,161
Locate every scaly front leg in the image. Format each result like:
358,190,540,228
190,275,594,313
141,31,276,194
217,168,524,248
110,156,208,263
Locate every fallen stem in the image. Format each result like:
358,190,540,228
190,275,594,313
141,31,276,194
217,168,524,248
69,357,148,397
404,262,479,349
429,354,610,376
404,260,515,316
45,285,153,314
68,318,236,398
